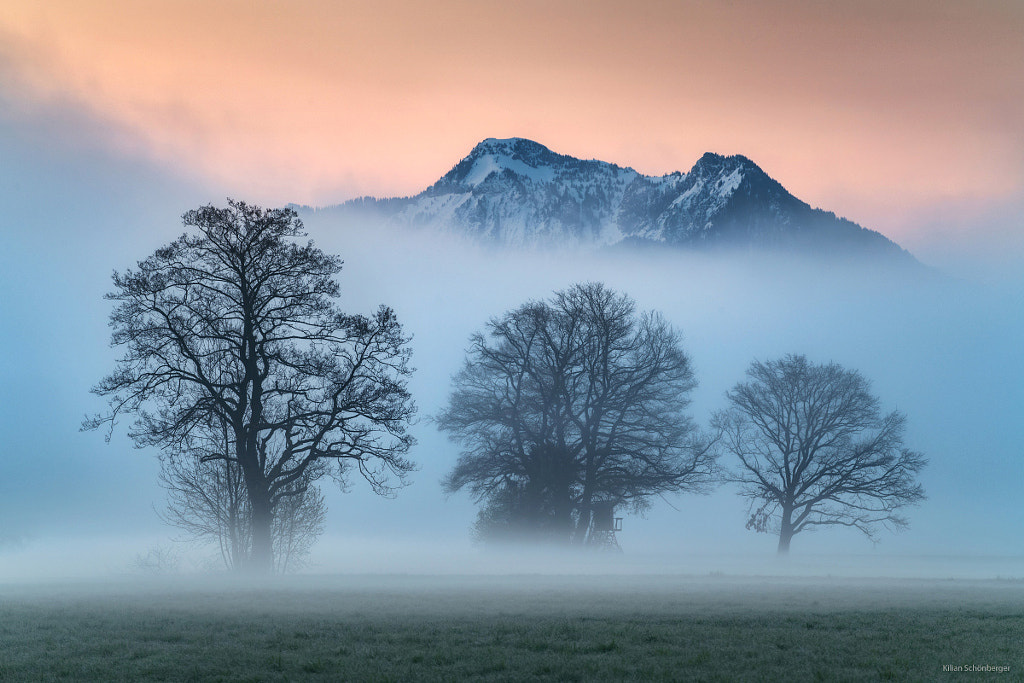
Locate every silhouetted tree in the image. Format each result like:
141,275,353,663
439,283,717,545
85,200,415,573
715,354,926,554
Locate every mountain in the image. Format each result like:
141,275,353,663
327,138,913,261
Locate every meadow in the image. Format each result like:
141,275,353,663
0,574,1021,682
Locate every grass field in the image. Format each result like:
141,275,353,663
0,574,1021,681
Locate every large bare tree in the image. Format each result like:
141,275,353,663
439,283,717,545
715,354,926,554
85,200,415,573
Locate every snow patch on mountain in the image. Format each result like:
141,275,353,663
716,168,743,198
461,153,557,187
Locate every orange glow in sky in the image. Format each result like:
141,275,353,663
2,0,1022,238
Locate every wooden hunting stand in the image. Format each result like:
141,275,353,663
589,501,622,551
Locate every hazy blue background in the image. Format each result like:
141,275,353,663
1,85,1022,580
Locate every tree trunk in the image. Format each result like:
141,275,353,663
554,483,575,544
248,488,274,574
239,449,273,574
234,423,274,574
777,509,794,555
574,507,591,545
777,531,793,554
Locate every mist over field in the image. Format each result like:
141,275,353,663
292,213,1024,575
2,131,1021,582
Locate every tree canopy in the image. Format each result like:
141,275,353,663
438,282,717,545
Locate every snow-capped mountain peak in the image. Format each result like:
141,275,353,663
328,138,912,262
445,138,561,189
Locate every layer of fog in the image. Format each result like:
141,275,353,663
2,102,1022,582
279,216,1023,576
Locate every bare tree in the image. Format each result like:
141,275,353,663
715,354,926,554
133,545,181,575
159,447,326,573
160,452,247,572
158,411,328,574
439,283,717,545
85,200,415,573
269,470,326,573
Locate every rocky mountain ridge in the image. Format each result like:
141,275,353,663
319,137,913,261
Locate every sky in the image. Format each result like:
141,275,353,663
0,1,1022,578
2,1,1023,250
